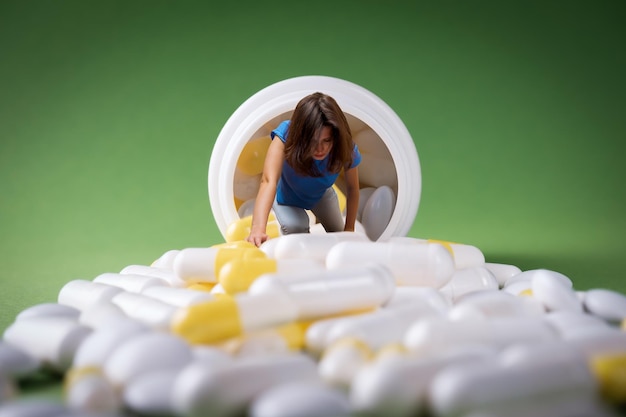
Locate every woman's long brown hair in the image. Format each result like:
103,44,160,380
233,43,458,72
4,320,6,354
284,92,354,177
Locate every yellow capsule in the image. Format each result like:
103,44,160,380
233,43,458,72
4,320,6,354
590,353,626,403
275,322,309,351
187,282,216,292
219,258,278,295
214,247,266,278
225,214,279,243
236,136,272,176
171,297,242,345
332,184,346,213
212,240,257,250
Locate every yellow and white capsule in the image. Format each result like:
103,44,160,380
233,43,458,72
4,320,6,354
172,246,266,284
173,264,394,345
218,257,324,295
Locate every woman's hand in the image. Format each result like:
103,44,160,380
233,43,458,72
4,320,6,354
247,228,268,247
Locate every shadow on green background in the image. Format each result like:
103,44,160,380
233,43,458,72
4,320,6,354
1,0,625,331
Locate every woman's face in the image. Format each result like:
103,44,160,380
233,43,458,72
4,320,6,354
311,126,333,160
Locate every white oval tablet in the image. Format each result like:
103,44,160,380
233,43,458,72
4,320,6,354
583,288,626,322
361,186,395,241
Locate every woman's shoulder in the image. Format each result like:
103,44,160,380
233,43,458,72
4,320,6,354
271,120,290,142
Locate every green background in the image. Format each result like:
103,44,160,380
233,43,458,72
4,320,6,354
1,0,625,347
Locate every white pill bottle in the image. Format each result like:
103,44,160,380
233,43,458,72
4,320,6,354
208,75,421,241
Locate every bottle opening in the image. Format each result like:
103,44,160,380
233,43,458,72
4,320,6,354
209,76,420,241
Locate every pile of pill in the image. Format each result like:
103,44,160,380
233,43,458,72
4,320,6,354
2,226,626,417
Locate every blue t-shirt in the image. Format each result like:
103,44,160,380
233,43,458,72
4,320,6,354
271,120,361,209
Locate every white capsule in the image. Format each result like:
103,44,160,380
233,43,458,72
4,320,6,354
531,269,582,312
93,272,168,293
249,264,395,320
66,371,120,414
250,380,351,417
124,368,180,416
404,317,556,357
583,288,626,322
103,331,192,388
120,264,186,287
322,303,443,353
386,236,486,269
172,247,223,283
151,249,180,270
272,232,368,263
351,346,495,417
326,241,454,288
0,342,40,378
110,292,178,329
141,286,214,307
428,349,598,417
58,279,123,311
15,303,80,322
483,262,522,288
438,267,499,301
2,317,90,372
172,353,319,417
78,301,129,329
73,319,149,368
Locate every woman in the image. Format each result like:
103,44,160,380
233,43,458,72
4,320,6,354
246,92,361,247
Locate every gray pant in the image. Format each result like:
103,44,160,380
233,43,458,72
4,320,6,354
272,187,344,234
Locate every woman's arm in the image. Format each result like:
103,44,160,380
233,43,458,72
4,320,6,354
247,138,285,247
343,166,360,232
